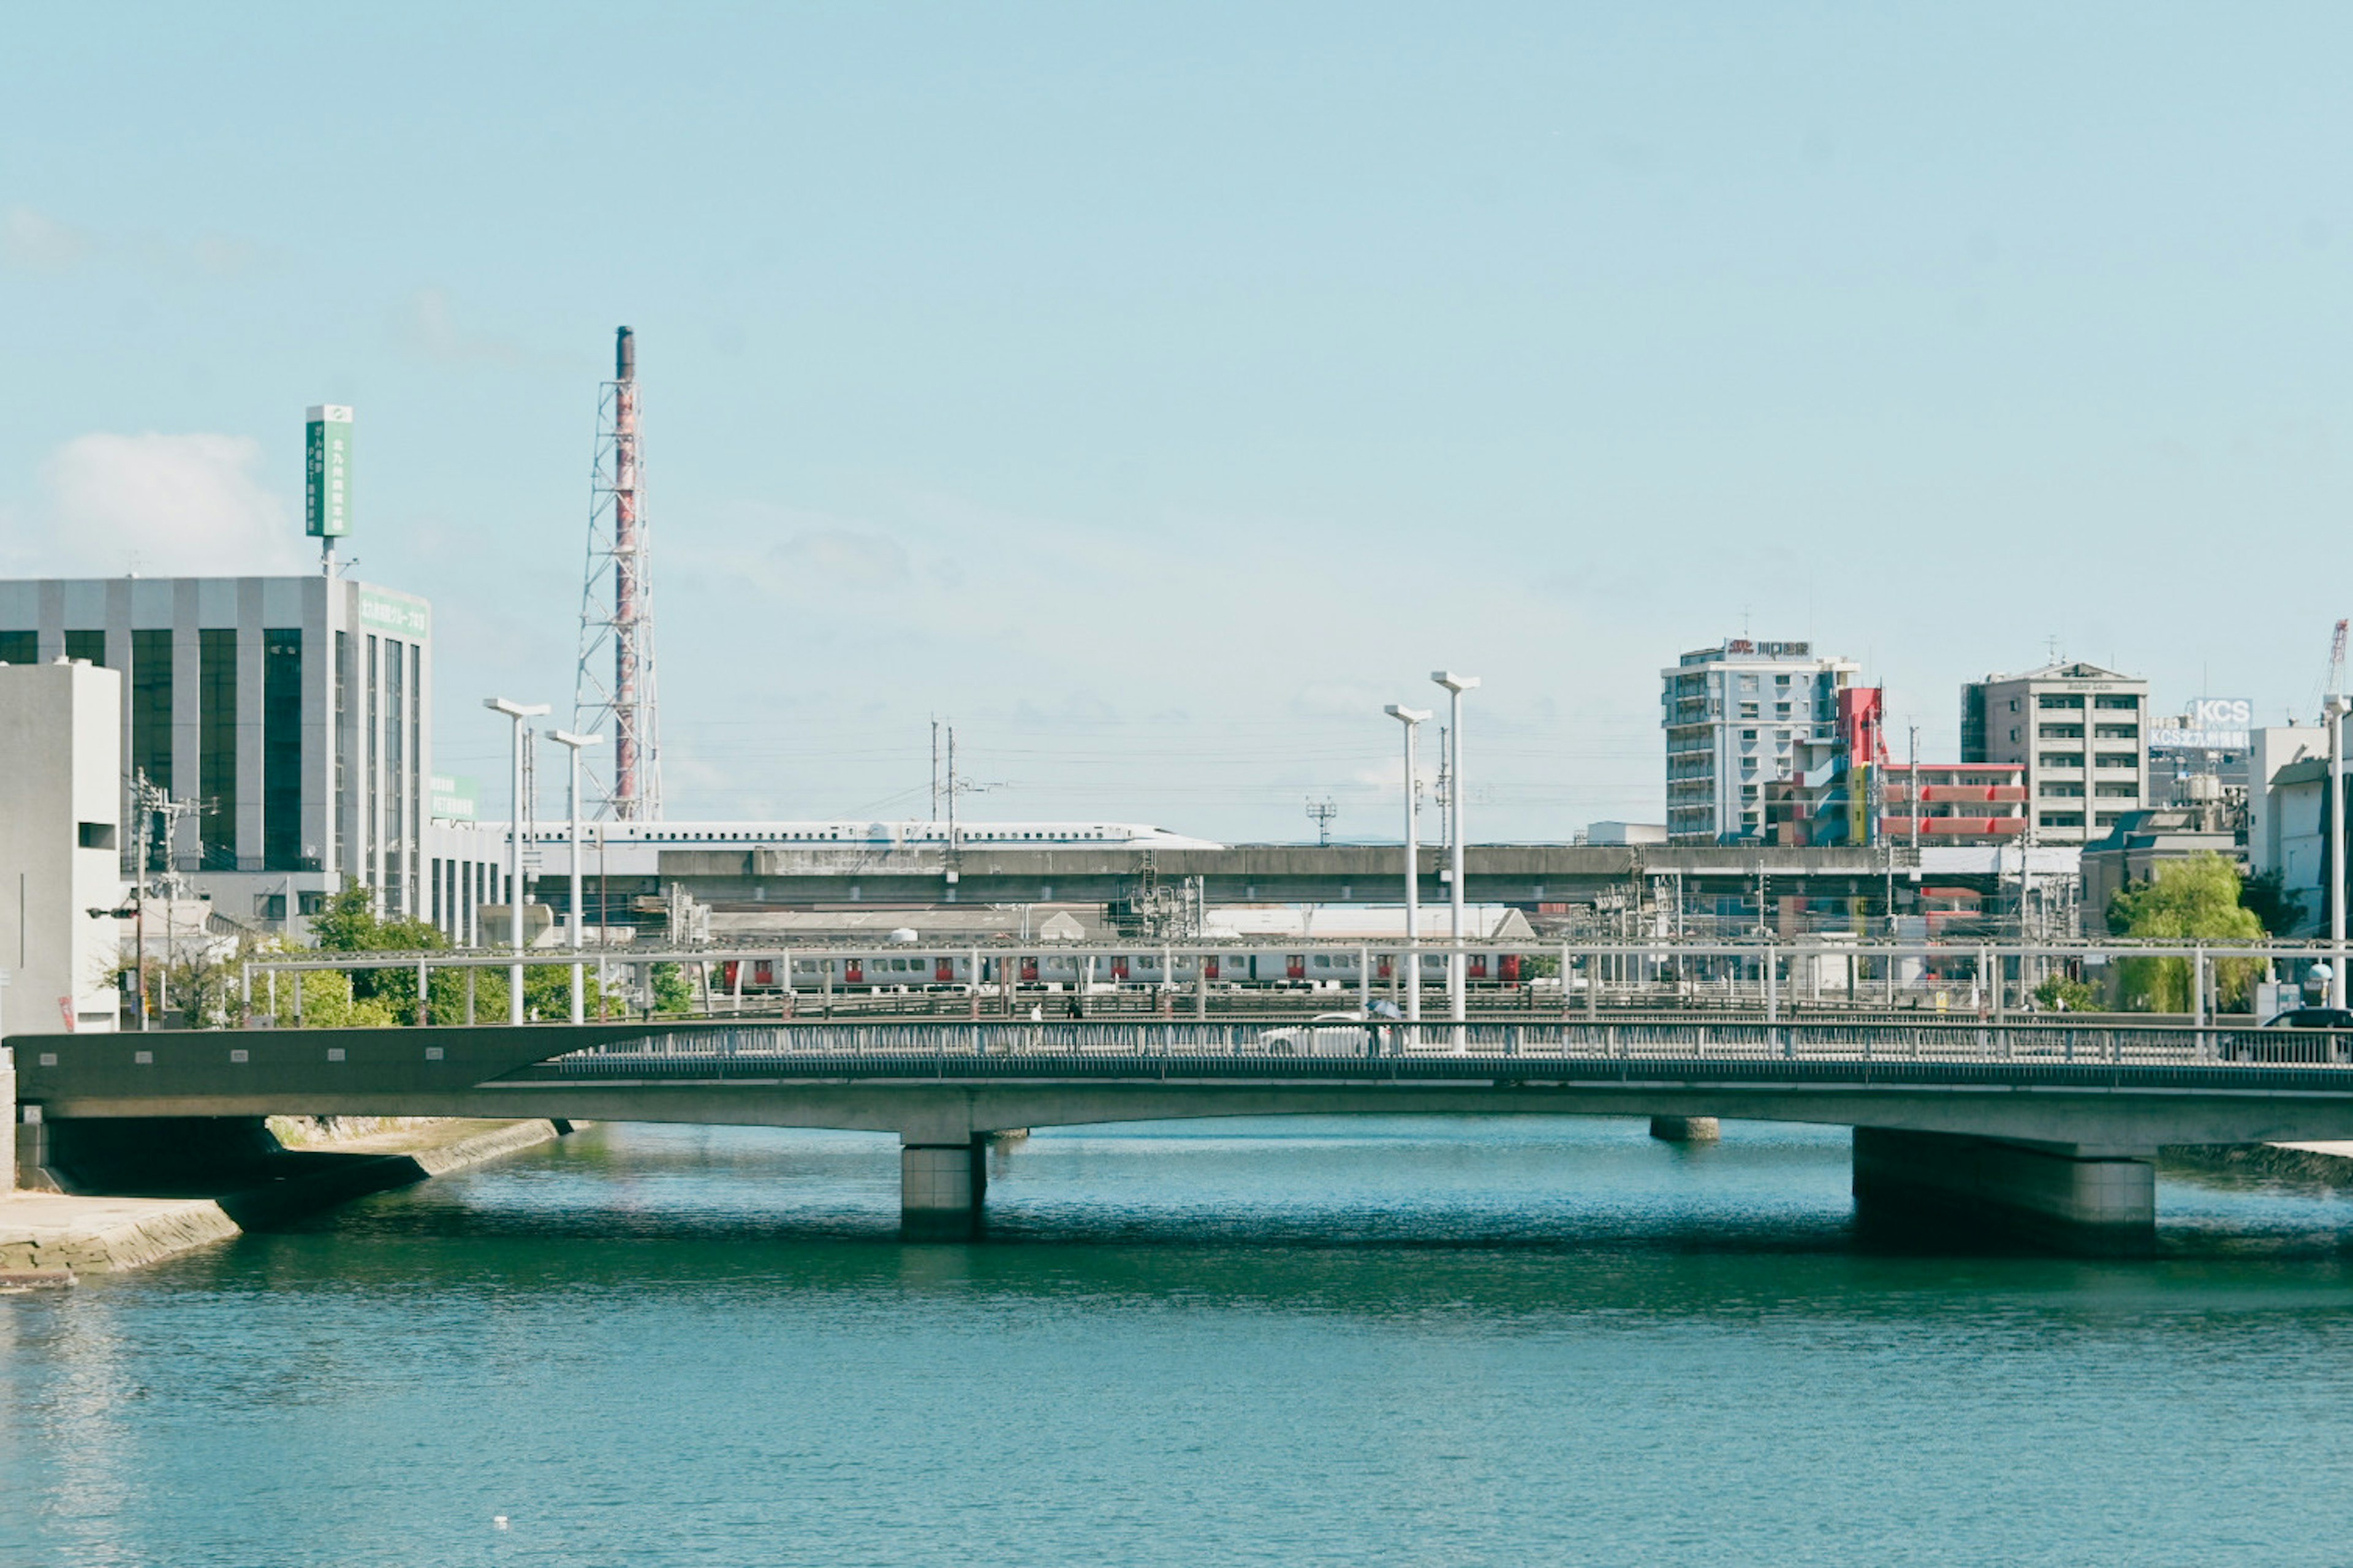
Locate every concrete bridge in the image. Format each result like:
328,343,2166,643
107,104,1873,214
10,1017,2353,1254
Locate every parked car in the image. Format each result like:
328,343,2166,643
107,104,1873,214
2226,1008,2353,1063
2264,1007,2353,1030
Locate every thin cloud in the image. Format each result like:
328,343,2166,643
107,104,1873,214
398,287,547,367
2,206,94,271
1,432,307,577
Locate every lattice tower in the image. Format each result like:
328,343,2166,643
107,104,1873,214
573,325,662,819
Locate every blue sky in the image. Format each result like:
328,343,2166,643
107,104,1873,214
4,4,2349,839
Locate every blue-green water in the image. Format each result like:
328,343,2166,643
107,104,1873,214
7,1118,2353,1566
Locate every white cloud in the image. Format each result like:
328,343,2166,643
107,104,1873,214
398,288,540,366
2,206,94,271
2,433,306,577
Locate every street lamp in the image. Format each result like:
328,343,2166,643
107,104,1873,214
1431,671,1479,1029
485,697,550,1025
1384,705,1431,1028
548,729,602,1025
2330,694,2350,1007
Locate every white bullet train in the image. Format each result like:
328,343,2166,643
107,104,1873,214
518,819,1223,873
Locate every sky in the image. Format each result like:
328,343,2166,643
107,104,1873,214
4,4,2351,841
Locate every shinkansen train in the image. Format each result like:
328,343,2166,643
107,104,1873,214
710,946,1529,994
515,819,1222,874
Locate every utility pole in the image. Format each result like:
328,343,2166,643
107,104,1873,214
1908,723,1920,852
551,729,603,1025
2332,693,2349,1007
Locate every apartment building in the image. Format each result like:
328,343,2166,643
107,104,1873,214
1960,661,2149,846
1662,638,1861,844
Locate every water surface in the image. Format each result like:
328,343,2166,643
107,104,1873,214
5,1117,2352,1566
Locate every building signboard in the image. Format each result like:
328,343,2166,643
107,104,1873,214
357,588,430,640
2152,697,2253,752
304,404,354,538
428,774,478,822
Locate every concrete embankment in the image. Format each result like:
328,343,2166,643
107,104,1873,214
2167,1141,2353,1184
0,1118,571,1279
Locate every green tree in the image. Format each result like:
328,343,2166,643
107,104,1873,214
258,965,400,1028
2034,973,2100,1013
296,884,484,1025
650,961,694,1015
2106,852,2265,1012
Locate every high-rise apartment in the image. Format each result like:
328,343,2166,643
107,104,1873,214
1960,661,2150,845
1662,638,1861,844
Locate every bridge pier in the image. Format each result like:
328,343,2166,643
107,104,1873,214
900,1134,987,1241
1852,1127,2156,1257
1649,1115,1719,1143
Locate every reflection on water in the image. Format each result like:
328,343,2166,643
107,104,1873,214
5,1117,2353,1566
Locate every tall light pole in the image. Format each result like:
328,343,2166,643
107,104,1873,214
2330,695,2350,1007
551,729,603,1025
1431,672,1479,1028
1385,705,1431,1028
485,697,550,1025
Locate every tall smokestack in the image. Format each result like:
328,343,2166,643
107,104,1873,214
616,325,635,383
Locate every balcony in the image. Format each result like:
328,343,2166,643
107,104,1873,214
1878,815,2028,838
1882,783,2028,806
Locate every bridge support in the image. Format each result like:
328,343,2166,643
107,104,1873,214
1852,1128,2156,1257
900,1134,987,1241
1649,1115,1719,1142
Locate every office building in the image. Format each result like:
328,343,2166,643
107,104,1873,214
1661,638,1862,844
0,575,436,922
1960,661,2150,845
0,659,128,1031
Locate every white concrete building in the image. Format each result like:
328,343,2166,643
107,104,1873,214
2246,724,2329,895
1960,661,2151,846
1661,639,1861,845
0,661,128,1032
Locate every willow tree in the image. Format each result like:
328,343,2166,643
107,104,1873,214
2106,852,2265,1013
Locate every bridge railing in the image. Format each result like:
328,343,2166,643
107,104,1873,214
531,1018,2353,1072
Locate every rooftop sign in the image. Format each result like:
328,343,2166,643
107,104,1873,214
2152,697,2251,752
428,774,478,822
357,587,430,640
304,405,353,539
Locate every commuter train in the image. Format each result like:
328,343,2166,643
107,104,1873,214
710,945,1529,995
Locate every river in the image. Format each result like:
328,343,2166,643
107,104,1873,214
6,1117,2353,1566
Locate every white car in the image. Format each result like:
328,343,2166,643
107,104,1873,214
1254,1012,1383,1056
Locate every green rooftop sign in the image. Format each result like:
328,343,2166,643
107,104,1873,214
428,774,479,822
305,404,354,538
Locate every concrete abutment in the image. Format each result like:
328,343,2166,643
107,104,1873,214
1852,1127,2156,1257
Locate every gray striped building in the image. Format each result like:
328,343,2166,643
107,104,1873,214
0,575,436,920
